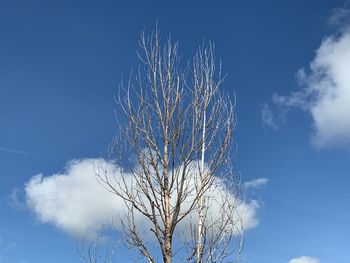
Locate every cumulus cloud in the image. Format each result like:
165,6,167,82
25,159,118,236
25,158,260,239
272,26,350,148
244,178,268,190
288,256,319,263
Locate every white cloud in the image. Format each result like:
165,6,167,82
273,27,350,148
25,158,260,239
288,256,320,263
244,178,268,189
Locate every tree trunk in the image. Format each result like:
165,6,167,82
163,135,172,263
197,109,206,263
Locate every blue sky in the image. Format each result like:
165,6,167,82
1,0,350,262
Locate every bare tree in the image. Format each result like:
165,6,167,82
97,27,243,263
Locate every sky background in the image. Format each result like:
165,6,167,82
1,0,350,262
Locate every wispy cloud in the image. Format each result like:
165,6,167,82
0,237,17,251
25,158,261,239
261,103,278,130
244,178,268,190
288,256,320,263
328,4,350,26
7,188,27,211
0,145,26,155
